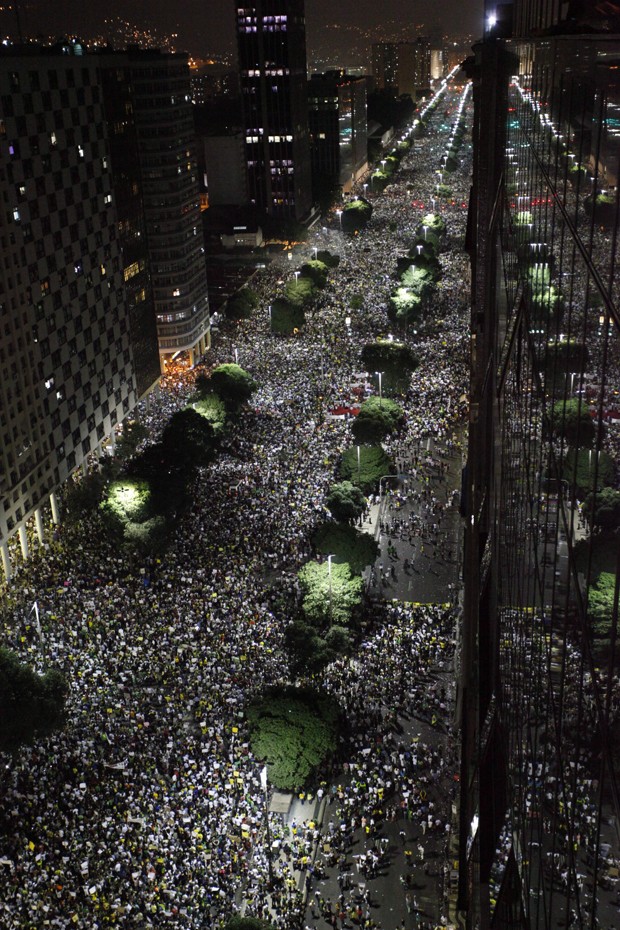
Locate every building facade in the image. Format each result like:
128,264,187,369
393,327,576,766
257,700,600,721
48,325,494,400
0,46,141,579
119,51,210,365
308,71,368,196
372,40,431,99
236,0,312,220
99,61,161,397
461,7,620,930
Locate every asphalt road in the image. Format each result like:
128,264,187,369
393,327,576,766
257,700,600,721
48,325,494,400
364,435,464,607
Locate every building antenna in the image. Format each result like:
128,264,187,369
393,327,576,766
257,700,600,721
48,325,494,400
14,0,24,43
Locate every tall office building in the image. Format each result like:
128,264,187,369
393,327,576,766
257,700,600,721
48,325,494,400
0,46,143,580
460,3,620,928
99,61,161,396
372,40,431,99
372,42,400,93
308,71,368,196
0,44,212,581
236,0,312,220
119,51,210,365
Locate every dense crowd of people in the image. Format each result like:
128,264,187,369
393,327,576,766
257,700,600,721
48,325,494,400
0,84,473,929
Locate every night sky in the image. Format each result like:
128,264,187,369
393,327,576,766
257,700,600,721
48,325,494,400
6,1,484,57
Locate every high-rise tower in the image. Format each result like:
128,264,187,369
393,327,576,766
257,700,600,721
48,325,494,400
461,4,620,928
0,46,144,579
236,0,312,220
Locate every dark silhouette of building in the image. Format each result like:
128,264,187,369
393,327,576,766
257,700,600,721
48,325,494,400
235,0,312,220
461,3,620,928
0,42,211,580
308,71,367,198
372,40,431,99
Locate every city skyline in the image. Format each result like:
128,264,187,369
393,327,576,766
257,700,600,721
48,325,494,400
1,0,485,58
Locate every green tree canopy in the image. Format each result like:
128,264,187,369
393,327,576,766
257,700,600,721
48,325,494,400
563,447,615,497
371,172,389,192
361,340,418,375
300,260,329,288
271,297,306,334
191,394,228,436
129,442,189,515
544,339,587,374
284,617,354,676
588,572,616,638
342,199,373,232
226,287,259,320
528,286,564,322
340,444,395,492
585,487,620,532
316,249,340,268
552,398,597,448
100,476,169,551
526,263,552,292
101,477,153,528
352,405,396,444
0,649,68,751
226,919,276,930
585,191,617,227
399,264,433,297
406,250,441,281
285,276,316,307
210,363,258,410
246,686,340,791
313,521,379,575
298,559,364,628
420,213,446,236
161,408,217,468
351,396,404,444
388,287,424,325
325,481,367,524
411,233,440,255
115,419,149,461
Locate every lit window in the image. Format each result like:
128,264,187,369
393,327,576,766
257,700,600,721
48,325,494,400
124,261,140,282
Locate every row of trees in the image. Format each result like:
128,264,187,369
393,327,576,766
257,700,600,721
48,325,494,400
225,250,341,335
99,364,258,552
388,212,446,329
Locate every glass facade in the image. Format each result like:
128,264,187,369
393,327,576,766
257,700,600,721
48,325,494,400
236,0,312,219
462,30,620,930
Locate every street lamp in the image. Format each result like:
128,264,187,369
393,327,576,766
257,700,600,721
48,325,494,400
313,246,318,260
336,209,342,229
268,305,272,330
294,270,300,283
375,370,383,407
363,182,368,196
234,347,239,365
327,554,335,621
356,444,361,484
423,225,428,240
260,766,274,886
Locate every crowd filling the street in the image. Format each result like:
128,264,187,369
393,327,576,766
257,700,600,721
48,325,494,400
0,80,473,929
